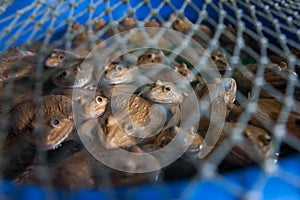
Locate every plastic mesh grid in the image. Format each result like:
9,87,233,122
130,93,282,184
0,0,300,199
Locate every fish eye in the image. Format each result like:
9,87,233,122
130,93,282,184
57,70,68,79
272,65,281,72
27,124,34,133
62,71,67,76
126,124,133,132
58,54,64,60
169,126,175,132
96,96,103,103
225,80,232,91
147,53,154,59
294,119,300,127
52,119,60,126
211,55,217,61
164,85,172,92
116,65,123,71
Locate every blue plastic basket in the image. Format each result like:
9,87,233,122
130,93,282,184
0,0,300,199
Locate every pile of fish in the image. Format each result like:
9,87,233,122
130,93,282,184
0,15,299,190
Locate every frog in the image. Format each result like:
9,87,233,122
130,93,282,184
169,14,192,34
148,126,203,154
197,78,237,133
1,135,36,180
268,54,286,64
71,22,91,48
219,24,238,44
52,88,109,119
90,146,160,187
222,26,257,57
51,149,95,189
172,63,196,82
71,22,103,50
221,25,259,54
11,94,73,150
143,80,193,131
168,14,213,46
233,61,297,97
103,62,141,84
45,49,85,68
76,92,108,120
145,19,160,27
192,24,213,47
0,59,33,83
268,50,300,76
136,49,166,66
208,122,276,166
0,85,34,114
22,41,46,54
51,62,94,88
117,17,137,32
0,45,36,61
98,114,140,149
115,92,167,134
197,78,237,110
97,89,168,147
220,24,251,45
70,22,87,47
291,48,300,58
145,80,187,104
266,62,298,86
0,46,38,84
93,18,115,37
210,50,231,73
1,95,73,180
110,146,160,186
15,149,95,190
92,18,115,37
246,98,300,139
291,48,300,75
142,18,163,39
93,18,107,33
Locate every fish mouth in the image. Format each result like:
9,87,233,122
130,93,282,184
78,100,107,119
103,76,114,83
79,108,105,119
43,119,74,150
146,93,174,104
24,124,73,151
52,72,92,88
45,60,62,68
103,76,129,84
73,74,93,87
56,77,90,88
48,132,71,150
